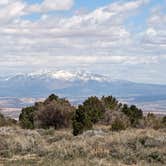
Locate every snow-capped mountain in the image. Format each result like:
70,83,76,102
1,70,166,116
5,70,109,82
0,70,166,104
0,70,107,97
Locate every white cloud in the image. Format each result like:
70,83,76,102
0,0,165,83
146,28,157,36
0,0,74,23
0,0,26,23
142,8,166,53
0,0,9,5
27,0,74,13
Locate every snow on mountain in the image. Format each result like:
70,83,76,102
6,70,109,82
1,70,166,107
1,70,166,115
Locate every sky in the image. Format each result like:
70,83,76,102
0,0,166,84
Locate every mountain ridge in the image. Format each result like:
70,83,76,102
0,70,166,117
2,70,110,82
0,70,166,104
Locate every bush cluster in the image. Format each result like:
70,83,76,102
72,96,104,135
16,94,166,136
35,99,74,129
19,94,74,129
122,104,143,127
72,96,142,135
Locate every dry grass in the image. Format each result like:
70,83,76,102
0,126,166,166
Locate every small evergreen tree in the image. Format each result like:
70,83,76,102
19,106,36,129
83,96,105,123
122,104,143,127
101,96,120,110
44,94,59,104
72,105,92,136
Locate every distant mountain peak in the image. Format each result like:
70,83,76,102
9,70,110,82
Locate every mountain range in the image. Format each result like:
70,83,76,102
0,70,166,114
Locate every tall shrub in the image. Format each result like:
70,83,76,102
83,96,105,123
19,106,36,129
72,105,92,136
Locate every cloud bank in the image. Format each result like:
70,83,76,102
0,0,166,84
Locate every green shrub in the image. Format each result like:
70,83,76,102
122,104,143,127
19,106,36,129
101,96,122,111
72,105,92,136
72,96,105,136
83,96,105,123
44,94,59,104
111,117,127,131
72,120,84,136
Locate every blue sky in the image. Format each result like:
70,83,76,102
0,0,166,84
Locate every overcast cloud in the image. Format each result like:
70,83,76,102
0,0,166,84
